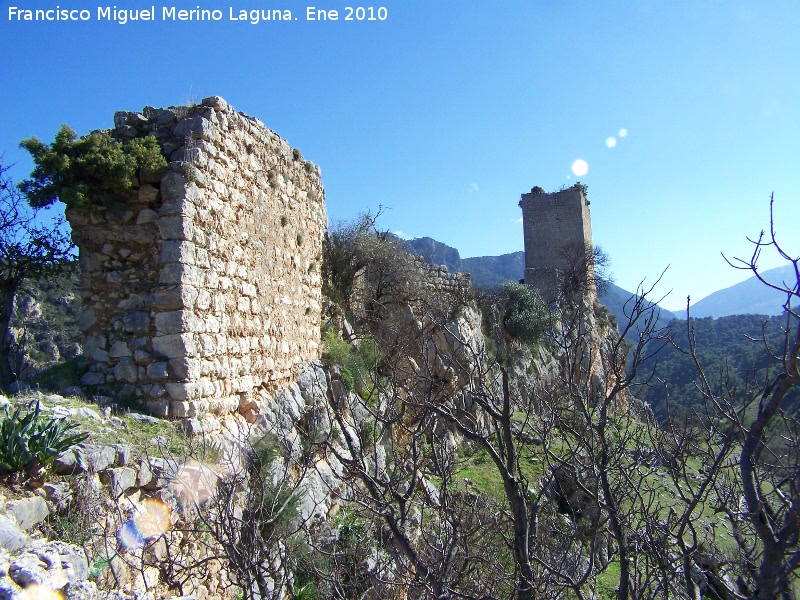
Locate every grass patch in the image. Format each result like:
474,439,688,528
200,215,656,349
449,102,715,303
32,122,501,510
26,357,85,392
5,393,193,459
596,560,620,600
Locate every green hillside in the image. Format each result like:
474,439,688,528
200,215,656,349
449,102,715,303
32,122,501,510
638,312,800,421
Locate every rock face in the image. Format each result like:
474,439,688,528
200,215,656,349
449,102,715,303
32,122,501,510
67,96,328,419
404,237,462,274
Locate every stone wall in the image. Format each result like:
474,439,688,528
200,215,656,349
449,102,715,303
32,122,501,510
411,257,472,295
519,186,593,302
69,96,327,419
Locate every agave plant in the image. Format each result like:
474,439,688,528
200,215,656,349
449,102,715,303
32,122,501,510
0,400,88,477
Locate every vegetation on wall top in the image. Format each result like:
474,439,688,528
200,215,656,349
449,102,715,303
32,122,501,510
18,125,167,210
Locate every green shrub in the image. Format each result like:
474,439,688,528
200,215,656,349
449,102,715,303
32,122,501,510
502,282,552,344
292,148,302,161
360,420,377,446
293,583,317,600
280,215,288,227
127,137,168,182
0,400,88,476
322,329,381,396
19,125,167,210
339,366,355,392
181,162,197,183
322,329,350,365
28,357,84,393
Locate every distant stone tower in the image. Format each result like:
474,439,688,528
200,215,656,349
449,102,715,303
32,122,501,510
519,185,594,302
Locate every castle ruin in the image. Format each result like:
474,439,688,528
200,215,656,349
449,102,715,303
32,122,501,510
519,185,594,302
68,97,327,420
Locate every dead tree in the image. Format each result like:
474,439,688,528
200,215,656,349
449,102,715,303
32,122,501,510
657,196,800,600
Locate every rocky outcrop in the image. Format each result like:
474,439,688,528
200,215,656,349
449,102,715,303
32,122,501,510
0,362,337,599
404,237,462,274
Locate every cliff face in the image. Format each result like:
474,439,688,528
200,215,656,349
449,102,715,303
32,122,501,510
404,237,462,274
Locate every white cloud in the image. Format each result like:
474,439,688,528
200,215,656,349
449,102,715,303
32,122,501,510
393,230,411,239
606,136,617,148
469,183,479,192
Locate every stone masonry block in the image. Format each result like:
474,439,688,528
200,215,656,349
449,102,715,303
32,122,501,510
168,357,201,380
145,399,170,418
136,208,159,224
160,240,196,264
113,357,138,384
174,115,217,141
170,401,200,418
122,311,150,334
146,288,183,310
159,263,203,286
164,382,201,401
138,184,159,203
152,334,197,359
160,170,186,204
155,311,202,336
157,216,194,241
146,362,169,380
108,340,131,358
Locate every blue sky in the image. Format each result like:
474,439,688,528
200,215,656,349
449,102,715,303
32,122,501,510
1,0,798,312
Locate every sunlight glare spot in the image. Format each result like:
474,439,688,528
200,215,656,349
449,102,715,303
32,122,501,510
117,499,172,550
571,159,588,177
618,128,628,137
606,137,617,148
22,586,63,600
170,460,223,507
137,499,171,538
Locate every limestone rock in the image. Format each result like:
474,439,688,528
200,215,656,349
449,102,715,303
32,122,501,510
5,497,49,531
0,516,28,552
101,467,137,498
54,445,117,475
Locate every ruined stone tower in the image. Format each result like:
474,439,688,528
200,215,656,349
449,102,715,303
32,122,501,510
67,97,327,419
519,185,594,302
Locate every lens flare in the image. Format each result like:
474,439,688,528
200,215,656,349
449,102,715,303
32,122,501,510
137,499,171,538
170,460,222,507
118,519,145,550
571,159,589,177
117,499,172,550
618,128,628,137
605,136,617,148
22,586,63,600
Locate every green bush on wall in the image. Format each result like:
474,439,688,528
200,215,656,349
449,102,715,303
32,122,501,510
19,125,167,210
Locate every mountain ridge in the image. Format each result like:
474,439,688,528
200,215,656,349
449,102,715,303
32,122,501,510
405,236,791,320
688,264,795,318
404,237,677,327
